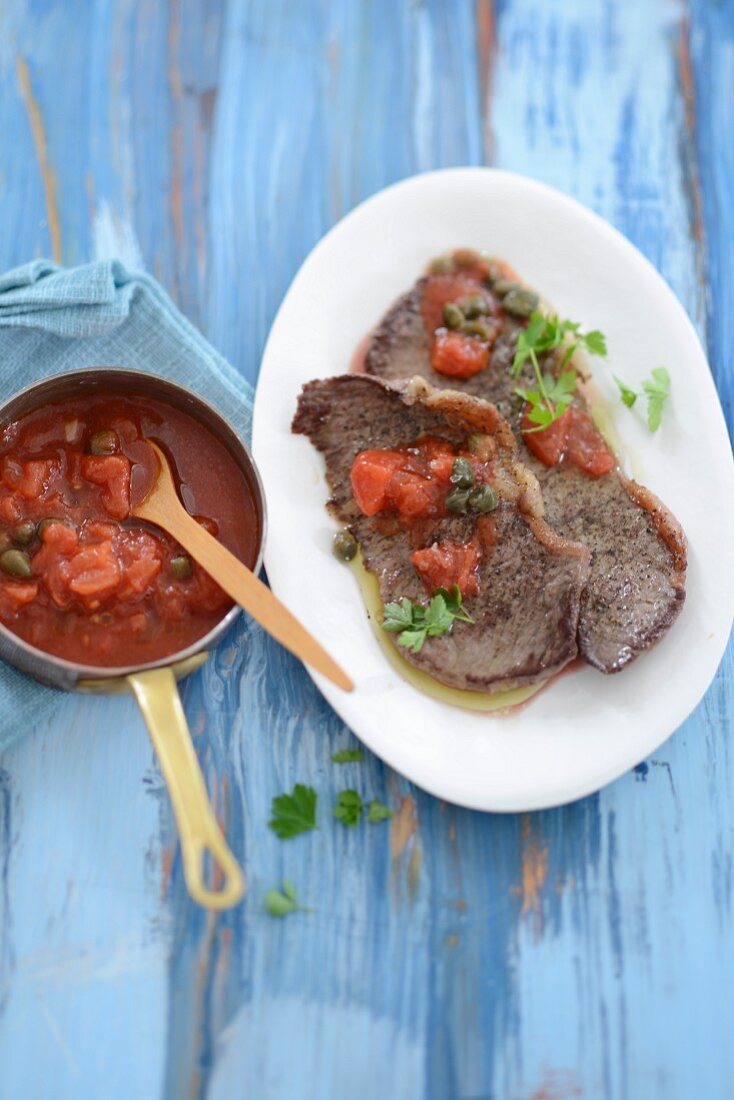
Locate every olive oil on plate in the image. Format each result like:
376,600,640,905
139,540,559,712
348,551,544,714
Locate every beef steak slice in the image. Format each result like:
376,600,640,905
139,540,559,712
363,269,687,673
293,374,590,693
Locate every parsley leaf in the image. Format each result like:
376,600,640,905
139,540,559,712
268,784,318,839
614,375,638,409
333,789,364,826
367,799,393,823
331,748,365,764
265,878,310,917
382,597,415,633
643,367,670,432
613,367,670,431
511,313,607,433
583,330,607,357
382,585,474,653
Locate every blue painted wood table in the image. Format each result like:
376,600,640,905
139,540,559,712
0,2,732,1097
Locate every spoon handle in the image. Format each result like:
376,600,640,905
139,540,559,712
128,666,245,910
156,505,354,692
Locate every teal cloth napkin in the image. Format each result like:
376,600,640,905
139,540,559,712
0,259,254,754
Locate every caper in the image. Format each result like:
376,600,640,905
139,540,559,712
443,302,465,330
428,255,454,275
332,529,358,562
491,278,520,297
462,319,493,341
450,457,475,490
0,531,11,553
11,520,37,546
0,548,33,579
483,261,505,287
445,487,472,514
461,295,489,319
502,288,539,318
86,429,119,456
468,484,499,513
170,555,193,581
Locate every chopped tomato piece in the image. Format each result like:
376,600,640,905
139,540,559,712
565,411,616,477
522,413,566,466
351,451,405,516
116,531,163,599
431,331,490,379
522,406,615,478
66,542,121,603
41,521,78,554
387,470,445,519
81,454,131,520
2,457,56,500
83,520,119,541
1,581,39,608
0,495,22,523
411,537,482,597
117,556,162,600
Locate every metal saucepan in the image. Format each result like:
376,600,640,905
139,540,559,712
0,368,266,909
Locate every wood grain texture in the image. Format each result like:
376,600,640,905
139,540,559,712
0,1,732,1098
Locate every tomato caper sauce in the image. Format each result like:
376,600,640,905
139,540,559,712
350,435,500,598
0,394,260,666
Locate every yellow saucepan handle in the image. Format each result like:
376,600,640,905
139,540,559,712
127,666,245,910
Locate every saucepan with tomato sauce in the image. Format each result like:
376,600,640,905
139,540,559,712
0,369,265,909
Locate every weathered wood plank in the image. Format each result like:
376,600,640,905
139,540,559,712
0,1,731,1098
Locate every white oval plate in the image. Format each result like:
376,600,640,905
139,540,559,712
252,168,734,811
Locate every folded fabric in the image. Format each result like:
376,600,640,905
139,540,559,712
0,259,254,755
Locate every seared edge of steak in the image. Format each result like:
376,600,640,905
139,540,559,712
293,374,591,693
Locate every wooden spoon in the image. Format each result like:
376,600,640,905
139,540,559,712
133,440,354,692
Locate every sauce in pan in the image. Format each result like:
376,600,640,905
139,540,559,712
0,394,260,667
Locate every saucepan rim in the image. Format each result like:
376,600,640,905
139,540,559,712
0,366,266,684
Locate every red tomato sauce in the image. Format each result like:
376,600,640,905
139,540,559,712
350,436,497,597
521,405,616,478
0,395,260,667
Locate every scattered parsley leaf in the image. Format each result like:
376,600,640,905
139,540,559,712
268,784,318,839
613,367,670,431
333,789,364,826
614,375,638,409
331,748,365,764
265,878,309,917
382,585,474,653
367,799,393,824
583,330,607,357
642,367,670,432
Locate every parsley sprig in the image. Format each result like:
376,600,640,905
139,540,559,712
367,799,393,823
333,790,393,826
333,789,364,826
382,585,474,653
268,784,318,839
614,368,670,432
511,312,607,432
264,878,310,917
